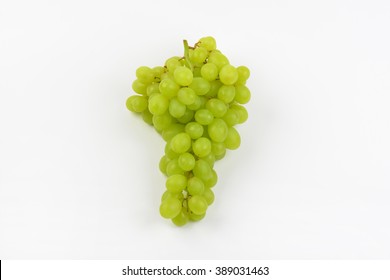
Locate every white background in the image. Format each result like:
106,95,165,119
0,0,389,259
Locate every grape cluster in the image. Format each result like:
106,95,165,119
126,36,250,226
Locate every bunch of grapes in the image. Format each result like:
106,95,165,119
126,36,250,226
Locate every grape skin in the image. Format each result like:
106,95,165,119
125,36,250,226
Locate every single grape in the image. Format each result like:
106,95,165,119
136,66,155,84
146,83,160,96
189,77,211,96
222,108,239,126
203,188,215,205
165,57,181,72
200,152,215,168
170,132,191,154
188,195,208,215
174,66,193,86
193,159,212,181
194,109,214,125
211,141,226,158
161,190,184,202
162,123,185,142
126,95,148,113
166,158,184,176
187,95,202,110
230,104,248,124
234,85,251,104
177,108,195,124
208,51,229,70
148,94,169,115
159,155,170,174
159,78,179,99
169,97,186,118
152,66,165,79
217,85,235,103
224,126,241,150
172,209,189,226
187,177,205,196
166,174,187,193
198,36,217,51
206,98,227,118
185,122,204,139
160,197,182,219
192,137,212,157
236,65,250,84
189,212,206,221
204,169,218,188
219,64,238,85
164,142,179,159
190,46,208,64
208,118,228,143
178,152,195,171
152,112,172,131
141,108,153,125
177,87,197,105
201,63,218,81
132,79,147,95
205,80,222,98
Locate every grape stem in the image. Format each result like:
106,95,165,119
183,40,193,71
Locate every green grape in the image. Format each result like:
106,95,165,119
178,152,195,171
191,46,208,64
187,95,202,110
147,83,160,96
200,152,215,168
170,132,191,154
208,118,228,143
132,79,147,95
153,112,173,131
188,195,208,215
189,212,206,221
177,108,194,124
162,123,185,142
174,66,193,86
141,108,153,125
169,97,186,118
224,126,241,150
187,176,205,195
159,78,179,99
203,188,215,205
193,67,202,77
126,95,148,113
161,190,184,202
193,159,212,181
201,63,218,81
165,142,179,159
236,65,250,84
194,109,214,125
215,150,226,160
189,77,211,96
166,174,187,193
185,122,204,139
165,57,181,72
148,94,169,115
205,80,222,98
172,209,189,226
206,98,227,118
198,36,217,51
159,155,170,174
192,137,212,157
234,85,251,104
219,65,238,85
217,85,235,103
211,141,226,158
166,158,184,176
177,87,197,105
222,108,239,126
204,169,218,188
136,66,155,84
160,197,182,219
208,51,229,70
152,66,165,79
230,104,248,124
